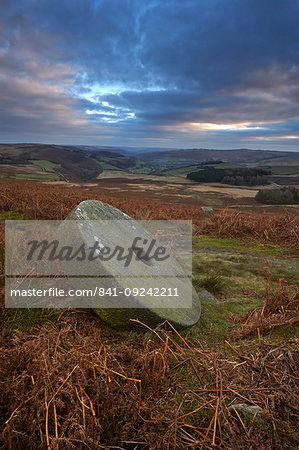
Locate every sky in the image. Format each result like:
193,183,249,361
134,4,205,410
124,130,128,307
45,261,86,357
1,0,299,150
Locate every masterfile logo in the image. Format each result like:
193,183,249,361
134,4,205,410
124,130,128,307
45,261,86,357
5,219,193,309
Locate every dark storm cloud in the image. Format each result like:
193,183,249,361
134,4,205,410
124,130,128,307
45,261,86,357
139,0,299,88
0,0,299,148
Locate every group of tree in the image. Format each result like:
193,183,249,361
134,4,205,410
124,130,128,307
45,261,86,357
187,167,271,186
255,186,299,204
198,160,224,166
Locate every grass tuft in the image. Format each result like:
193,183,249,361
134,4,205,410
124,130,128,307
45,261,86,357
197,272,226,294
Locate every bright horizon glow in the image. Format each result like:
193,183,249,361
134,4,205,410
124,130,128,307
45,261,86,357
189,122,265,131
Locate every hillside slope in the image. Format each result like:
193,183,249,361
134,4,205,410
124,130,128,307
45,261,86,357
140,148,299,168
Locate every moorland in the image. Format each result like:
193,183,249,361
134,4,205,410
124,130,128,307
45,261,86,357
0,144,298,448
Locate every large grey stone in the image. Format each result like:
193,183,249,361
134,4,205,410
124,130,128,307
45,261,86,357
64,200,201,329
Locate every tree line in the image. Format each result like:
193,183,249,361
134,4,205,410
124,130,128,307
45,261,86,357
187,167,271,185
255,186,299,204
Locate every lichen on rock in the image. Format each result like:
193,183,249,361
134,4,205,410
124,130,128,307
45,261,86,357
64,200,201,329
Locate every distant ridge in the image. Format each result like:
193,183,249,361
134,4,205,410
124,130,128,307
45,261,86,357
1,143,299,180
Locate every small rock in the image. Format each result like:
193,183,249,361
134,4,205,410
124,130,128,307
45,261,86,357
197,289,215,301
229,403,264,421
201,207,214,217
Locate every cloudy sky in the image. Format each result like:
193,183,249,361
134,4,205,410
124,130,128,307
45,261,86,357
1,0,299,150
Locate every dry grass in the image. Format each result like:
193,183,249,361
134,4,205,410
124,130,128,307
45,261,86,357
234,279,299,339
197,209,299,249
0,306,298,449
0,178,298,448
0,178,299,249
0,178,204,221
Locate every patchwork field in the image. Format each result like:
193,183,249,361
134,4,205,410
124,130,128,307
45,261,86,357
92,170,299,212
0,163,61,181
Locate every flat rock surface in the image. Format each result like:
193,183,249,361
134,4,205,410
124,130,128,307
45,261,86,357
65,200,201,329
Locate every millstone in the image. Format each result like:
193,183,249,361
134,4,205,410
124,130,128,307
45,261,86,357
64,200,201,329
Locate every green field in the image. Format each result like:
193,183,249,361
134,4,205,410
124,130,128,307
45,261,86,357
98,161,121,170
96,156,120,169
96,156,153,173
29,159,61,171
162,165,201,176
163,163,241,176
127,165,153,174
269,165,299,175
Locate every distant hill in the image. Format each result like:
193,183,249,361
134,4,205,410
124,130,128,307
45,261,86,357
139,148,299,168
65,145,130,156
0,144,102,182
0,143,151,181
1,143,298,182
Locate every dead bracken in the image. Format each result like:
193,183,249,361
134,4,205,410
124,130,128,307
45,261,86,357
0,308,298,449
0,178,298,448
